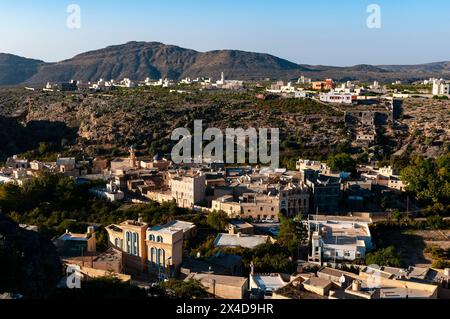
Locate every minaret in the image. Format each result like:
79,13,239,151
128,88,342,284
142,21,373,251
129,145,137,168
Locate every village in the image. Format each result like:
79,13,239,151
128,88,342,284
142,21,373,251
2,135,449,299
2,67,450,301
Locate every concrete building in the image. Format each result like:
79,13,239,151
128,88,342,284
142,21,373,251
249,272,291,299
170,172,206,208
186,273,248,299
54,227,96,258
307,215,372,265
106,219,185,277
5,156,29,170
304,172,341,214
320,91,355,104
432,79,450,96
212,193,280,221
89,180,125,202
214,228,273,249
147,224,184,275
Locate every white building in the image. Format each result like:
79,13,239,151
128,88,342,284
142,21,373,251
307,215,373,265
297,75,312,84
90,181,125,202
319,91,355,104
432,79,450,96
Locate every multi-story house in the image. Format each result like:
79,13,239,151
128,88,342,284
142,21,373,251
106,219,186,277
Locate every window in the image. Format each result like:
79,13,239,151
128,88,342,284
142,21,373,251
132,233,139,256
156,236,163,243
149,234,155,242
126,232,131,253
150,247,156,265
159,249,166,269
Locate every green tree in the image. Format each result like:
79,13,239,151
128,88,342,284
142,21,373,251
327,153,356,173
162,279,208,299
365,246,402,267
426,215,445,230
401,153,450,206
277,216,308,256
206,210,229,232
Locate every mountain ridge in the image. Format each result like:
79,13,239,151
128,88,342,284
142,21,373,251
1,41,450,85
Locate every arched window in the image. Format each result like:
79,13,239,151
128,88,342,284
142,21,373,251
159,249,166,269
114,238,119,247
156,236,163,243
156,249,161,266
149,234,155,242
150,247,156,265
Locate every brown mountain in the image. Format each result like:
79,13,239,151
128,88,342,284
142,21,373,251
0,42,450,85
24,41,311,84
0,54,45,86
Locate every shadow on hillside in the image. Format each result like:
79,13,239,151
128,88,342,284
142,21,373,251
0,116,77,161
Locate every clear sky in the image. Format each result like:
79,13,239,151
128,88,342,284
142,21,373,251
0,0,449,66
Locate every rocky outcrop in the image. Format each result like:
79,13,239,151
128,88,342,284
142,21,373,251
0,214,62,298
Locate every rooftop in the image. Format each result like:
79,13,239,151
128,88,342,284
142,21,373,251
149,225,183,235
214,233,270,249
303,277,333,289
187,273,247,287
57,232,89,242
163,220,196,232
251,274,289,291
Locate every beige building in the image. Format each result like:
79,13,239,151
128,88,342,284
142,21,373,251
279,184,310,217
146,224,184,274
186,273,248,299
106,219,185,276
212,193,280,221
170,172,206,208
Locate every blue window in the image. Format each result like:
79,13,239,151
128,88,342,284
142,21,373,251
126,232,131,253
132,233,139,256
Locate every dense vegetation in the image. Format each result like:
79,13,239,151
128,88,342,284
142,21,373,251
401,152,450,215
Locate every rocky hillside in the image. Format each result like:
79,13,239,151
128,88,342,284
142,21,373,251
0,87,348,164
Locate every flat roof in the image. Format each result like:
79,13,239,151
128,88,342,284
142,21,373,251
380,287,434,299
149,225,182,235
214,233,270,249
303,277,333,289
58,233,88,241
251,274,289,291
188,273,247,287
163,220,196,232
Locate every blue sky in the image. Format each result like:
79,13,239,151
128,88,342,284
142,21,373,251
0,0,449,66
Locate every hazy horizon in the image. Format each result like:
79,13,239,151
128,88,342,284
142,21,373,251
1,0,450,66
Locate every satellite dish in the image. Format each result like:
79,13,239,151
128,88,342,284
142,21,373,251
339,275,346,284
